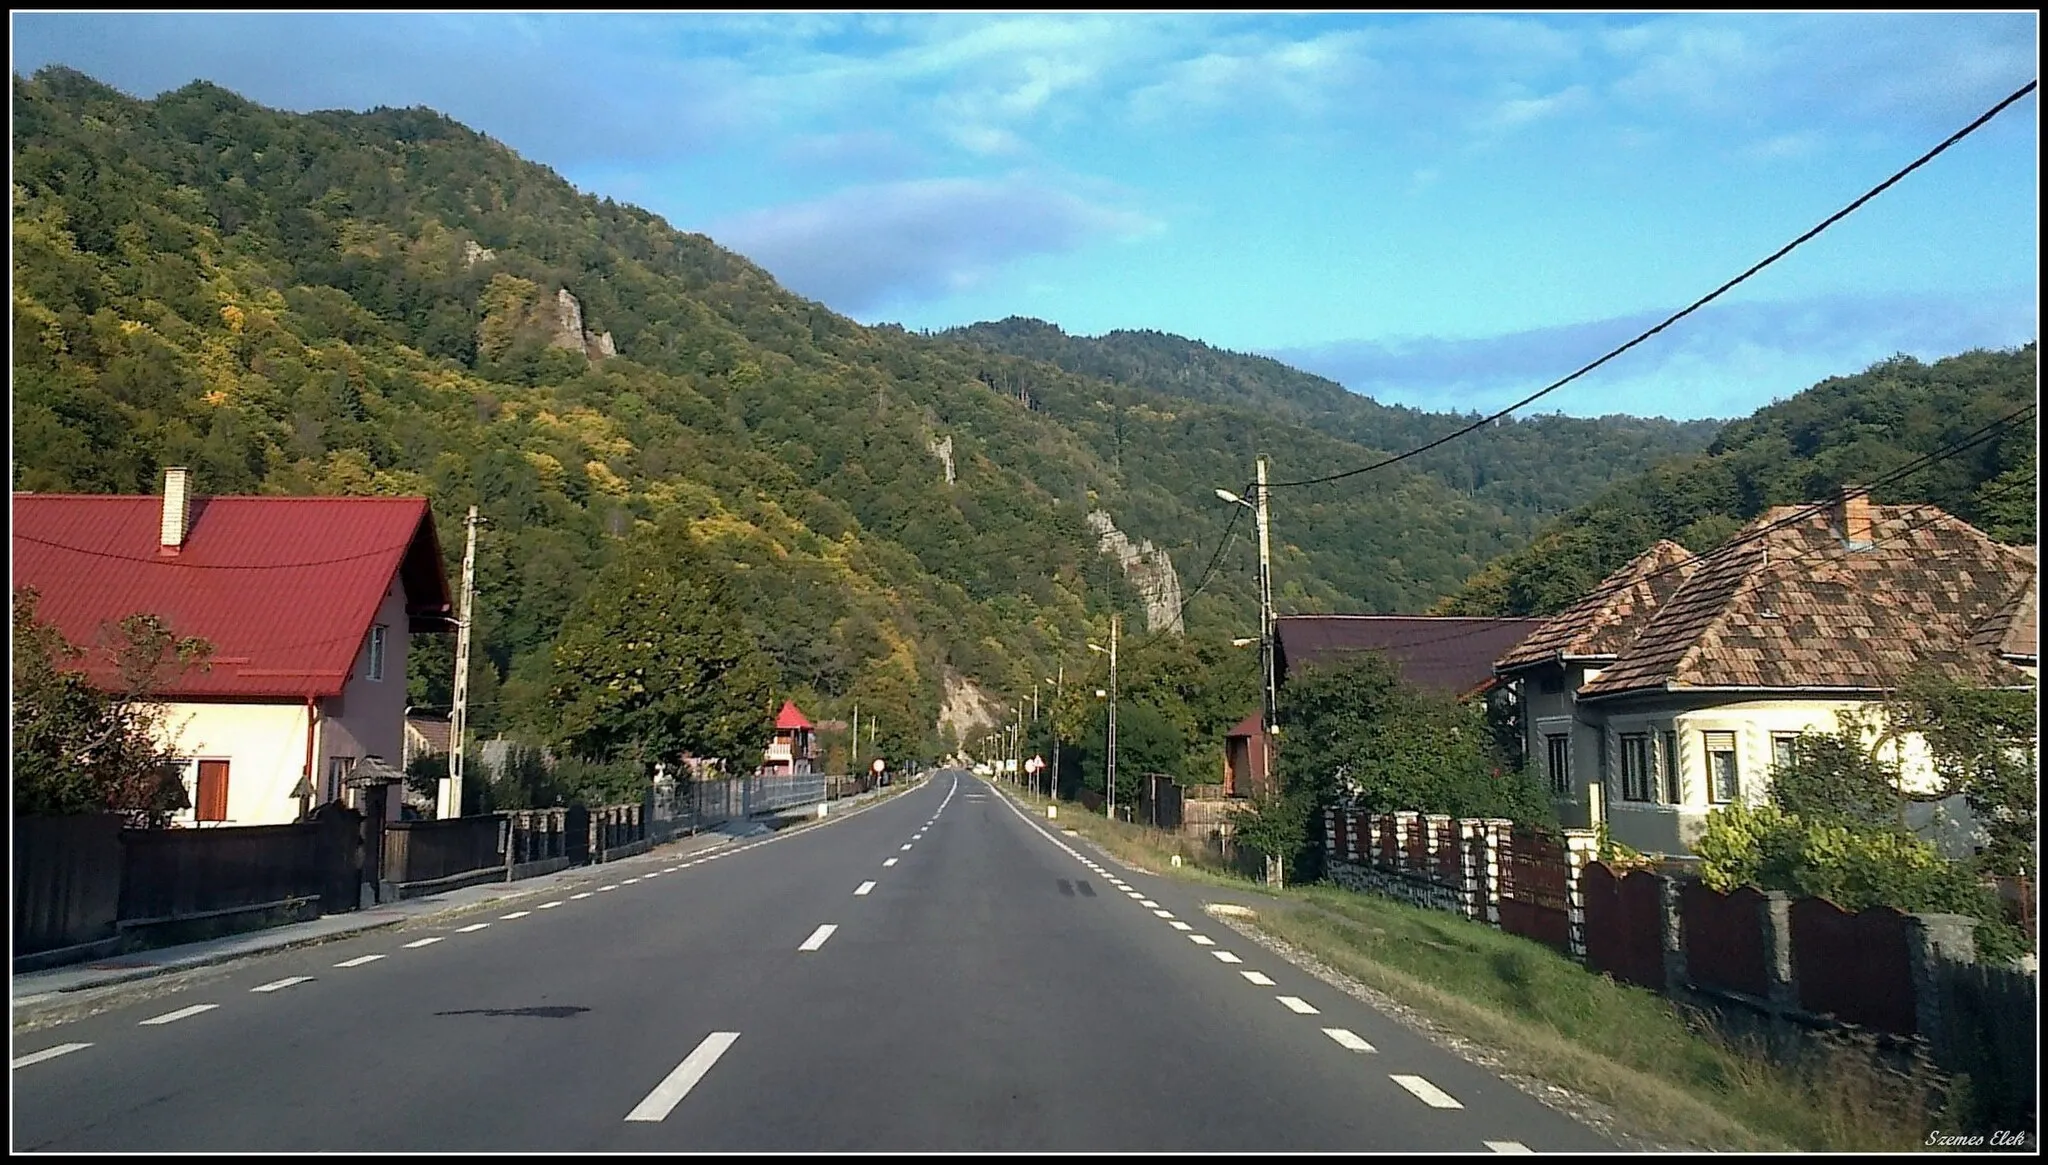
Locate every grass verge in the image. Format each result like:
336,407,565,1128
992,780,1950,1152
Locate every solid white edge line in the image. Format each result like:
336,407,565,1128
13,1042,91,1068
1391,1074,1464,1109
624,1032,741,1122
1323,1028,1377,1053
139,1003,218,1025
798,924,838,952
251,976,314,993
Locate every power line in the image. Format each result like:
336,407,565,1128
1302,405,2037,661
1266,79,2039,491
15,533,420,569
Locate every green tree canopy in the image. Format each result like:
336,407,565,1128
546,527,777,770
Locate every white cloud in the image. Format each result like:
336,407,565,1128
705,175,1160,312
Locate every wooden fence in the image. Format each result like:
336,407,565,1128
1323,806,2037,1129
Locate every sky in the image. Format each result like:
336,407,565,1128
10,11,2040,421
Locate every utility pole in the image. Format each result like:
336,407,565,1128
443,505,481,820
1255,456,1278,795
1048,663,1063,798
851,702,859,777
1107,613,1119,820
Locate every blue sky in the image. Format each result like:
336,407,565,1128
11,12,2039,421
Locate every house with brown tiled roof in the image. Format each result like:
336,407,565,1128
1494,489,2036,859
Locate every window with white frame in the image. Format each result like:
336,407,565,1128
1704,731,1740,803
367,625,387,682
1770,732,1800,776
1620,733,1654,802
1661,729,1681,804
1545,734,1571,796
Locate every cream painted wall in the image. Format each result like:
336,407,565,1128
1569,695,1983,860
158,700,312,827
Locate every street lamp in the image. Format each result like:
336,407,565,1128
1216,458,1278,807
1087,613,1119,821
1044,666,1064,797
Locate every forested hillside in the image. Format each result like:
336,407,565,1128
941,317,1724,520
1436,346,2038,616
11,66,1886,776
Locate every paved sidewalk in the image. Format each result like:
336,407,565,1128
12,780,915,1019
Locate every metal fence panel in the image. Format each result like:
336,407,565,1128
13,815,124,956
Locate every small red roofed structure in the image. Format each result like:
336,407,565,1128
763,700,816,776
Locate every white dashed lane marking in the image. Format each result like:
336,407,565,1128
404,937,444,949
900,844,913,851
1168,921,1193,931
1188,935,1215,946
798,924,838,952
1152,909,1175,918
456,923,490,933
335,954,385,967
855,881,876,896
1486,1141,1533,1153
251,976,314,993
1391,1075,1464,1109
597,885,618,892
1241,971,1276,986
13,1043,91,1069
1277,996,1319,1015
501,911,531,920
139,1004,218,1025
1323,1028,1377,1053
1139,900,1160,908
571,893,593,900
624,1032,741,1122
883,858,899,867
538,901,564,909
1212,951,1243,964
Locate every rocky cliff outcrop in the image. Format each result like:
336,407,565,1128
1086,511,1185,634
547,288,615,362
928,435,956,484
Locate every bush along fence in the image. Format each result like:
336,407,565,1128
1323,807,2038,1131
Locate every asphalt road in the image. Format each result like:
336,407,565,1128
11,772,1614,1152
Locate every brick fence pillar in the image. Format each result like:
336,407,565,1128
1424,814,1451,890
1482,819,1513,926
1393,811,1419,875
1564,828,1598,960
1457,818,1484,920
1661,875,1689,992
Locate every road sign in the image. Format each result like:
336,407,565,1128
871,758,885,774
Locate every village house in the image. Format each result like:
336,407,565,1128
13,468,458,826
1220,614,1544,797
1493,488,2037,859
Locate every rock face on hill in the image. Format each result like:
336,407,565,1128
1088,511,1184,634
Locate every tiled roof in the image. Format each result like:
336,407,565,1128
1579,503,2034,698
406,716,453,755
1969,550,2037,663
1225,711,1264,738
13,494,455,699
1495,539,1697,672
1275,615,1545,695
774,700,813,730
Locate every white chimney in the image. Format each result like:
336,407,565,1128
161,467,191,553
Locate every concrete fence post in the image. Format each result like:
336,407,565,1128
1483,819,1512,927
1907,912,1979,1050
1323,807,1337,865
1760,890,1797,1014
1365,814,1382,868
1661,875,1689,993
1563,828,1599,960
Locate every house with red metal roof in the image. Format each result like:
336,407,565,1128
762,700,817,776
1492,489,2035,858
13,468,457,827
